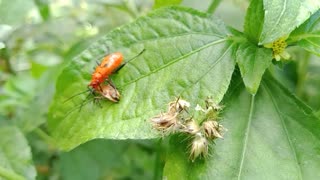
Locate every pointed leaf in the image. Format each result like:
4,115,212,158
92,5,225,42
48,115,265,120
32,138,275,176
244,0,264,44
0,126,36,180
290,10,320,56
260,0,320,44
236,42,273,94
48,7,236,150
164,73,320,179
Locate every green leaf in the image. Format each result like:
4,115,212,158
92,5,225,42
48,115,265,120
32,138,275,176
34,0,50,21
243,0,264,44
259,0,320,44
153,0,182,9
163,72,320,179
16,68,59,133
289,10,320,56
48,6,236,150
0,126,36,180
59,139,157,180
236,42,273,94
0,0,35,26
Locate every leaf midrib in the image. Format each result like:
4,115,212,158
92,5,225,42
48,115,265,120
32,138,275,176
119,38,228,88
303,38,320,48
76,32,228,83
178,42,234,96
118,31,226,47
289,33,320,42
261,0,288,41
237,94,255,180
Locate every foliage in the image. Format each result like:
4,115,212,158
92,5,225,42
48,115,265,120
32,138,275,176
0,0,320,179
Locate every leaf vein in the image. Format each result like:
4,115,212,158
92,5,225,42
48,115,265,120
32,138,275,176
262,83,303,180
303,38,320,48
265,0,288,39
237,95,255,180
178,42,234,96
119,38,228,88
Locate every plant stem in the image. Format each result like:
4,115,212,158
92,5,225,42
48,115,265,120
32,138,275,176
296,52,310,97
0,166,25,180
207,0,222,14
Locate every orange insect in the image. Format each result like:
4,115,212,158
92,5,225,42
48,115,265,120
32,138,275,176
65,49,145,105
89,52,123,91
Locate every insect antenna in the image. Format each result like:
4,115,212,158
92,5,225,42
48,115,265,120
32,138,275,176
126,48,146,64
64,94,95,117
63,88,91,104
116,49,146,71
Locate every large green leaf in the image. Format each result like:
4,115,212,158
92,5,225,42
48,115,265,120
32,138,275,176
259,0,320,44
163,72,320,179
243,0,264,44
289,10,320,56
236,42,273,94
0,126,36,180
48,7,236,150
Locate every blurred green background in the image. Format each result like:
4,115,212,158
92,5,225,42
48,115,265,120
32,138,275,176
0,0,319,179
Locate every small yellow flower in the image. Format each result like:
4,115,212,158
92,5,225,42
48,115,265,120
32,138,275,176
264,36,291,61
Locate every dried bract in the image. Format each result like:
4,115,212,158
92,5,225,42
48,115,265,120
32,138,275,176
151,113,179,133
205,98,224,111
190,133,208,161
203,120,224,139
168,97,190,114
184,119,200,134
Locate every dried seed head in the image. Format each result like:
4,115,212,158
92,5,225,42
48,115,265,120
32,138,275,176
168,97,190,113
205,107,220,120
195,104,220,120
195,104,205,112
205,98,223,111
184,119,200,134
203,121,224,139
150,112,179,133
190,133,208,161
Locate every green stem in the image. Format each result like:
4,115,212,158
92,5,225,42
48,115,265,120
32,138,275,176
288,34,320,44
34,128,56,148
296,52,310,97
0,166,25,180
207,0,222,14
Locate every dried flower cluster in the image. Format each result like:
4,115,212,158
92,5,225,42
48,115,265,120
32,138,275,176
150,97,226,161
